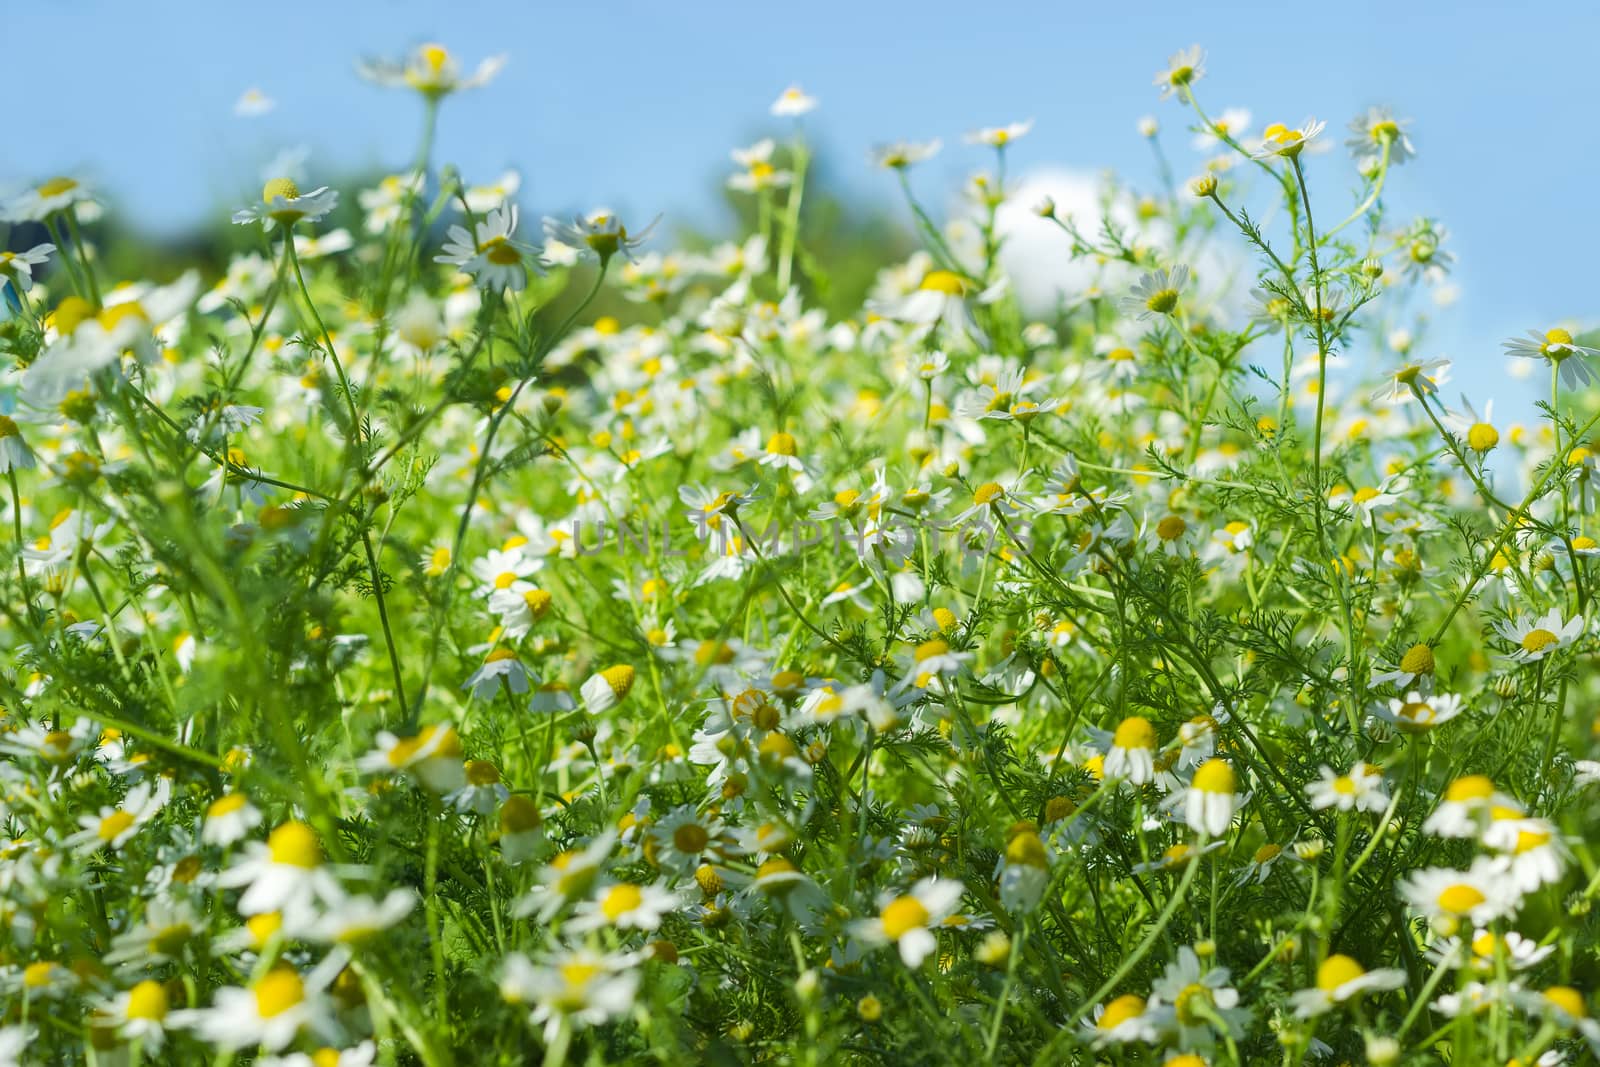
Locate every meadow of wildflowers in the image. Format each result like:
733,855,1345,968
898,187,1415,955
1,37,1599,1067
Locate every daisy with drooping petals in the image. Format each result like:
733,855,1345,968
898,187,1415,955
357,42,506,97
1183,759,1242,837
1103,715,1158,785
1503,328,1598,389
232,178,339,232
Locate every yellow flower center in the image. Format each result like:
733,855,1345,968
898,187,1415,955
39,176,79,197
919,270,968,296
1521,628,1559,654
880,896,931,940
465,759,501,786
1098,993,1146,1030
22,962,56,988
973,482,1004,506
500,795,542,834
246,913,283,948
1398,643,1435,676
1544,986,1588,1019
1436,884,1486,916
601,664,635,698
1316,954,1365,992
98,810,136,841
1145,288,1179,314
1444,775,1494,802
252,968,305,1018
1111,715,1156,750
600,883,643,921
1191,758,1235,795
481,236,522,266
914,638,951,663
1156,515,1187,541
267,820,322,868
125,980,169,1021
1467,423,1499,452
673,822,710,853
262,177,301,203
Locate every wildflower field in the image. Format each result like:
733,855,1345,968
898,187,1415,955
2,38,1599,1067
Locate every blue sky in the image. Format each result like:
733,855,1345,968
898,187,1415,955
7,1,1596,412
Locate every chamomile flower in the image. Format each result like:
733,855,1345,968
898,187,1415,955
727,139,792,194
0,244,53,295
169,962,338,1051
1369,358,1449,405
545,210,658,265
966,120,1033,147
1373,691,1466,734
1496,608,1583,663
1400,858,1518,930
1252,119,1326,161
569,880,677,933
1122,266,1188,321
357,42,506,97
0,416,37,473
1346,106,1415,168
1370,642,1437,689
69,778,170,853
1184,758,1242,837
232,178,339,231
502,946,641,1042
1150,946,1250,1044
102,979,173,1048
581,664,636,714
448,759,511,815
2,176,95,222
1503,328,1599,388
298,890,416,945
1306,763,1389,813
649,806,726,873
1424,775,1512,838
1290,955,1405,1017
464,647,532,699
1154,46,1205,99
1104,715,1159,784
871,139,942,169
1086,993,1165,1046
216,820,343,915
358,725,466,792
436,204,540,292
770,84,817,116
203,790,264,846
853,878,965,967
